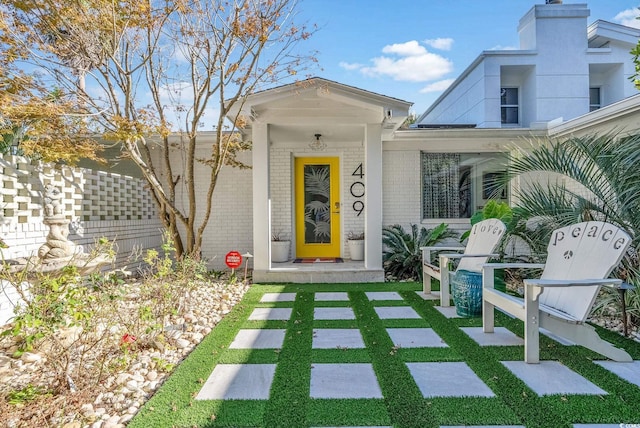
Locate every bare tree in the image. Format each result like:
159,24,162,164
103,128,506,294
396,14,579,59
1,0,317,256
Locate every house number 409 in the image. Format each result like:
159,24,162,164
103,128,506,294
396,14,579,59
351,163,365,216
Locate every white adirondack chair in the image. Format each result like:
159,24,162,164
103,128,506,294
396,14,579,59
422,218,506,307
482,221,633,363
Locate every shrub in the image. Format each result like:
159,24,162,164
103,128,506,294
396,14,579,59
382,223,457,281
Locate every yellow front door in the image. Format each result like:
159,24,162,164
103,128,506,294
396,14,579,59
294,157,341,258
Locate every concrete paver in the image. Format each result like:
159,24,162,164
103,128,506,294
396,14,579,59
434,306,461,318
196,364,276,400
315,292,350,301
407,362,495,398
248,307,293,321
314,307,356,320
260,292,297,302
229,329,287,349
501,361,607,396
374,306,421,319
365,291,404,301
593,360,640,388
313,328,365,349
310,363,383,398
461,327,524,346
386,328,448,348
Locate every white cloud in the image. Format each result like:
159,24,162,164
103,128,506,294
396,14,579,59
424,37,454,51
382,40,427,56
614,8,640,29
355,40,453,83
419,79,455,93
339,61,363,71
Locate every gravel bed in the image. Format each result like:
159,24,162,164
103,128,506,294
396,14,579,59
0,279,250,428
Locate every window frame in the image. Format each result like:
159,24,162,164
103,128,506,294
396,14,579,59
421,152,508,221
500,87,520,126
589,87,601,112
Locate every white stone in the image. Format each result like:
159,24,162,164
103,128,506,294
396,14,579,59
115,373,130,385
144,381,158,392
105,415,121,425
118,414,133,424
20,352,42,363
80,403,94,416
175,338,190,349
0,355,11,367
146,370,158,381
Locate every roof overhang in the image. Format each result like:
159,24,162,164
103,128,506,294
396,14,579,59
226,77,412,143
588,20,640,47
549,94,640,137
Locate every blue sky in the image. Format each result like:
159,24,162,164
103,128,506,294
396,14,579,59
294,0,640,115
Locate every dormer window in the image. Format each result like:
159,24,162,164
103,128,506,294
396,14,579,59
500,88,519,125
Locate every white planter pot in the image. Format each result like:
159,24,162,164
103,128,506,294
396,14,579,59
348,239,365,261
271,240,291,263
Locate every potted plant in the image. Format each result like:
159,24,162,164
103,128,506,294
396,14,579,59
347,231,365,261
271,232,291,263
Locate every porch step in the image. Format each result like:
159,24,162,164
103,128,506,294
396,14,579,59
253,268,384,283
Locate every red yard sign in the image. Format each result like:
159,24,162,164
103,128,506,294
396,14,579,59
225,251,243,269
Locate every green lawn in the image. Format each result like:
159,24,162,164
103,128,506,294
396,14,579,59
128,282,640,428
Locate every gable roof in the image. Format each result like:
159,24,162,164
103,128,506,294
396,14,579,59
226,77,413,139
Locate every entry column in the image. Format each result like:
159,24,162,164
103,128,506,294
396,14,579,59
364,124,383,270
252,123,270,272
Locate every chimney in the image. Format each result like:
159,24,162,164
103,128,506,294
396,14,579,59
545,0,563,4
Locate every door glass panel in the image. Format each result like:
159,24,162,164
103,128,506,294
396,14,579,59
303,164,331,244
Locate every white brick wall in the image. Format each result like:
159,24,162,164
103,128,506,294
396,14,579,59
382,150,422,229
0,153,163,267
166,147,254,270
201,151,253,270
341,146,365,258
270,147,293,244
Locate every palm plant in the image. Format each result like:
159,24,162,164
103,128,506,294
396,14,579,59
382,223,457,281
506,133,640,325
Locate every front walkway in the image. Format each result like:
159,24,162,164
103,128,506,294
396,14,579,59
130,283,640,427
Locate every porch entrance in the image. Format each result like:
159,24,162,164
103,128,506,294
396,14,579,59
294,157,341,258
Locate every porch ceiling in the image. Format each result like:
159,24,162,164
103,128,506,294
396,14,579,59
268,124,364,144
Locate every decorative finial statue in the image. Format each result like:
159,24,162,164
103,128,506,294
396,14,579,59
43,184,64,218
3,184,113,277
38,185,79,261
